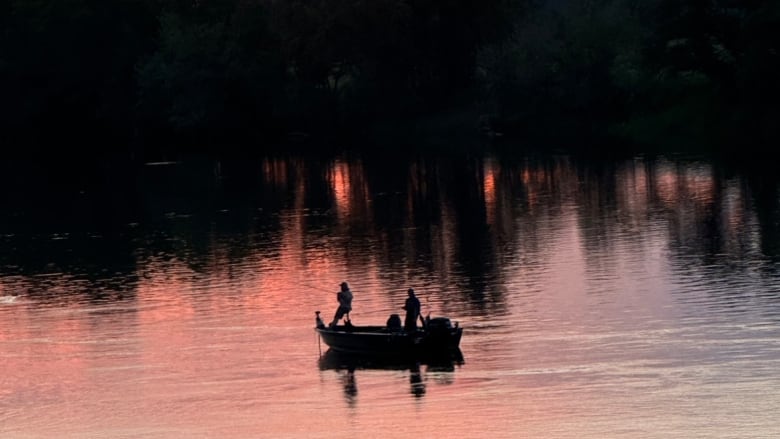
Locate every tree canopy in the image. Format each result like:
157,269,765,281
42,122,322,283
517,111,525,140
1,0,778,155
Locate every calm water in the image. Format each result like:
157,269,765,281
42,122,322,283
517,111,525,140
2,152,780,438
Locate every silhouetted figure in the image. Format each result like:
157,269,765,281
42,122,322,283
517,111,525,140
315,311,326,329
330,282,353,327
403,288,421,331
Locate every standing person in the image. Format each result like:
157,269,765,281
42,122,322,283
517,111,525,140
330,282,353,327
402,288,421,331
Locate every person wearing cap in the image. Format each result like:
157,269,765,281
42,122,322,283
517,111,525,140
330,282,353,327
402,288,421,332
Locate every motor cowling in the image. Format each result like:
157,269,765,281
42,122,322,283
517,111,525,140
426,317,453,333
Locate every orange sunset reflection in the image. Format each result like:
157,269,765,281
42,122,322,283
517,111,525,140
328,159,371,221
483,157,498,226
653,160,715,208
2,152,779,438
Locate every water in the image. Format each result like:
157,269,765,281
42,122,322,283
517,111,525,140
2,152,780,438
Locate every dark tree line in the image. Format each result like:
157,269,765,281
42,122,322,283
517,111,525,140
479,0,780,151
1,0,778,155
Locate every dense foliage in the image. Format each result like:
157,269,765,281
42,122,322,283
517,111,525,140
1,0,778,154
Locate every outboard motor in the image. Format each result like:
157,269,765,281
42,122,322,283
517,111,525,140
424,317,462,350
426,317,453,334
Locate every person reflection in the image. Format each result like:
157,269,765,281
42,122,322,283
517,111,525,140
409,363,426,398
341,366,357,405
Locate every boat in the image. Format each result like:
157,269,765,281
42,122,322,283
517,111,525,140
314,311,463,356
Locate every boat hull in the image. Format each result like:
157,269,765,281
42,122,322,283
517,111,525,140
316,325,462,356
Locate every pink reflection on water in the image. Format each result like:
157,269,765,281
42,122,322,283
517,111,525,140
328,159,372,222
483,158,497,226
1,154,775,438
616,160,650,215
653,160,715,208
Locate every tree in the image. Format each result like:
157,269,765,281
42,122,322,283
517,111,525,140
136,0,284,142
0,0,158,147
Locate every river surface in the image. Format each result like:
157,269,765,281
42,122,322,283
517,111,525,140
1,151,780,438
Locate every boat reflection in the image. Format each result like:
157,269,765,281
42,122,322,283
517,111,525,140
318,348,464,400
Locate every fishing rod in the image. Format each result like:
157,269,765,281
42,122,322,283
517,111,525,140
315,311,323,357
420,295,430,329
298,281,335,294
